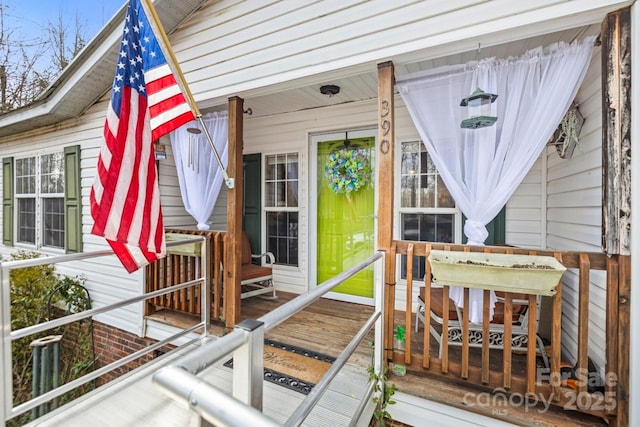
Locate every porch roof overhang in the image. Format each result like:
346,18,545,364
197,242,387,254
0,0,632,137
0,0,207,139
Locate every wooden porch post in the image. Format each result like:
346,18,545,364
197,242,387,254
601,7,631,426
377,61,395,361
224,96,244,328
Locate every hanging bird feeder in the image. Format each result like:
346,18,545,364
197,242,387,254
460,87,498,129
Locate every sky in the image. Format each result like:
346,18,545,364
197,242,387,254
2,0,126,47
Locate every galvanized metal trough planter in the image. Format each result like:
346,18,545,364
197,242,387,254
427,250,567,296
165,232,203,257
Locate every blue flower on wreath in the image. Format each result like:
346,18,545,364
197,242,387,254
324,149,371,194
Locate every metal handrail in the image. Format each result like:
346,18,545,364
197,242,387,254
285,311,381,427
11,277,204,341
1,236,209,423
154,250,386,426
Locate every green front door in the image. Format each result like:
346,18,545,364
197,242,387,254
316,137,375,298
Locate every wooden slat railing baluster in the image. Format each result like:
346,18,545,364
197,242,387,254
385,242,398,361
405,244,414,364
481,247,491,384
213,232,223,319
441,285,449,374
605,256,619,416
527,293,537,394
576,253,590,397
481,289,490,384
423,244,432,369
189,256,197,314
180,255,188,312
526,250,538,394
162,255,173,308
173,254,181,310
461,287,469,379
503,293,512,390
551,252,563,401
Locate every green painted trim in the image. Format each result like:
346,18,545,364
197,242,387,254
64,146,82,253
2,157,13,245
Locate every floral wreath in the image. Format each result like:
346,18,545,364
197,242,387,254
324,149,371,194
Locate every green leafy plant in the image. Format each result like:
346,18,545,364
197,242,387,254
367,364,398,427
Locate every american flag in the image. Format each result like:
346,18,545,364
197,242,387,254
90,0,195,272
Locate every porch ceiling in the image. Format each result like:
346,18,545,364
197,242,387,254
239,24,600,119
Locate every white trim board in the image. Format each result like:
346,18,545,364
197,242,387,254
389,391,516,427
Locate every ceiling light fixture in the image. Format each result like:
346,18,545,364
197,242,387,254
320,84,340,96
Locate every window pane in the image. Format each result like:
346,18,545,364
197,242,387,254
266,156,276,180
400,141,454,209
276,182,286,207
400,175,417,208
287,181,298,207
43,198,65,248
15,157,36,195
420,174,435,208
286,154,299,179
265,153,299,208
40,153,65,194
265,182,275,207
400,213,455,280
266,212,298,266
276,155,286,179
437,176,455,208
17,198,36,244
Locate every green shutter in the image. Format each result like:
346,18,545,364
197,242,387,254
64,146,82,253
242,153,262,264
2,157,13,245
461,206,506,246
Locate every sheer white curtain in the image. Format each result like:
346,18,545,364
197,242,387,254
169,111,228,230
397,38,595,322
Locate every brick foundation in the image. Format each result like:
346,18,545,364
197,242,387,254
92,321,175,385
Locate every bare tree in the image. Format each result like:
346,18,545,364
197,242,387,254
0,2,49,111
0,2,87,112
47,12,87,72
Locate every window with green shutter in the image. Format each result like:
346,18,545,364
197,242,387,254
2,146,82,252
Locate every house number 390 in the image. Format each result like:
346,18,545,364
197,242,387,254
380,99,390,154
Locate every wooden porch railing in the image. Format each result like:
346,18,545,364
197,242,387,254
145,229,225,320
388,240,629,425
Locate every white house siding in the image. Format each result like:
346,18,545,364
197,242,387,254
506,159,545,249
169,0,629,106
546,48,606,371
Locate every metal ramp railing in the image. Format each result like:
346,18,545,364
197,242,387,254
1,237,385,427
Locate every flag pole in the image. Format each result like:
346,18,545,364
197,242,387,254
141,0,234,188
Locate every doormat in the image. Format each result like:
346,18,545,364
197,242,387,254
224,339,335,395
